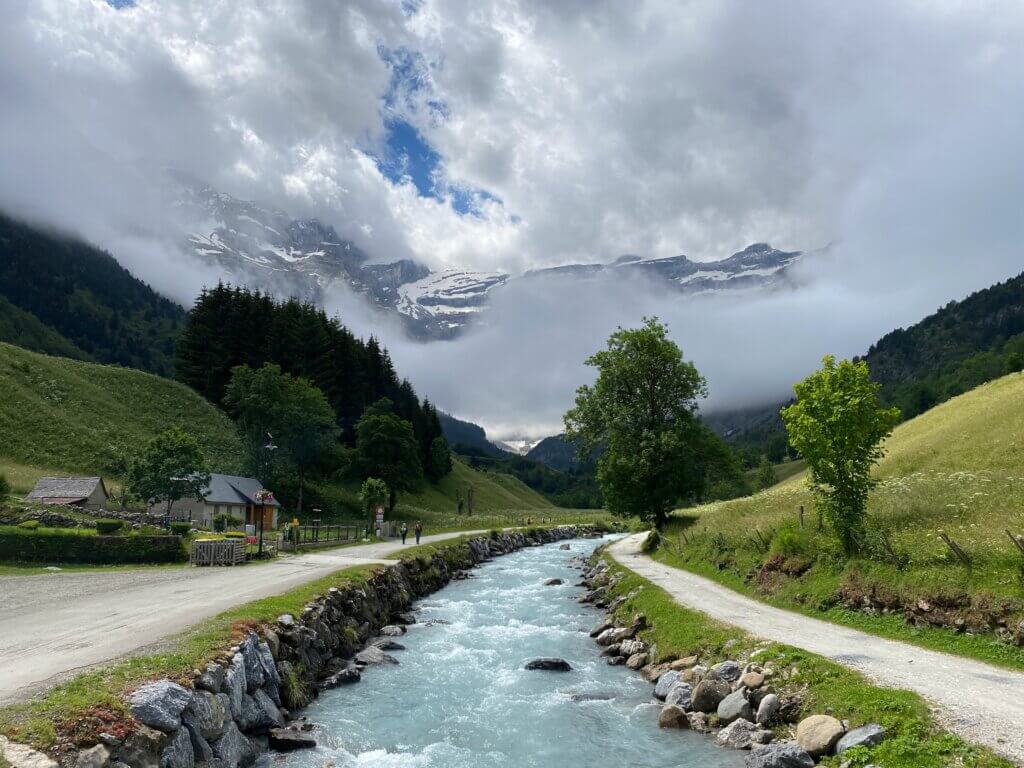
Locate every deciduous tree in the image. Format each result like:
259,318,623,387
355,398,423,512
128,427,210,516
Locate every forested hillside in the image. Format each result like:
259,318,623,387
175,285,449,479
0,213,184,375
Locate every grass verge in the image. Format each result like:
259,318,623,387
0,564,379,751
602,555,1013,768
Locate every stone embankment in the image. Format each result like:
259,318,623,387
2,526,593,768
579,558,886,768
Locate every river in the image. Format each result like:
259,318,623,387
280,536,743,767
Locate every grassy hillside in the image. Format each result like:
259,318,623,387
660,372,1024,668
0,342,246,478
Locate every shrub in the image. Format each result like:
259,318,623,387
95,519,124,535
169,521,193,536
213,513,242,532
17,519,40,530
0,473,10,498
223,531,247,539
0,526,186,564
641,528,661,553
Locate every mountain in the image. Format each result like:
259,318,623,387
172,178,806,340
527,434,588,472
711,268,1024,463
0,212,184,376
437,412,509,457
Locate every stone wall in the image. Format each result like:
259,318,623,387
23,526,590,768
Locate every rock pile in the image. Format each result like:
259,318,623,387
578,556,887,767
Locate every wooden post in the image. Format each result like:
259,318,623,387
1006,529,1024,556
798,505,804,529
938,531,971,567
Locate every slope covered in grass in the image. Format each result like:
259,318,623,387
661,372,1024,668
0,342,246,477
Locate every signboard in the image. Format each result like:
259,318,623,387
374,504,384,525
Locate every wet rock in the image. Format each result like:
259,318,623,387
686,711,712,733
355,646,399,665
626,652,649,670
744,742,814,768
691,678,731,713
524,657,573,672
653,670,681,700
641,662,671,682
379,625,406,636
268,728,316,751
605,655,626,666
159,728,193,768
796,714,844,757
756,693,781,725
395,612,417,625
372,638,406,651
543,578,564,586
130,681,194,732
835,723,885,754
320,664,361,689
560,543,571,550
718,689,754,724
595,627,618,646
590,618,614,638
658,704,690,729
568,692,615,702
664,681,692,710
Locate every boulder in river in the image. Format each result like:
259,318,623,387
320,665,361,689
379,625,406,636
372,638,406,651
653,670,681,700
568,692,615,702
544,578,564,586
355,646,399,666
268,728,316,751
525,657,573,672
691,679,730,713
657,704,690,729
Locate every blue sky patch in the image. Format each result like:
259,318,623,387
106,0,135,8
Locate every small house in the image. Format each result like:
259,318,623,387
153,473,281,529
26,476,110,510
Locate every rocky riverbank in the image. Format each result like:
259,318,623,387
579,556,887,768
1,526,596,768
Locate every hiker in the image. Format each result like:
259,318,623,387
400,522,408,545
415,520,423,545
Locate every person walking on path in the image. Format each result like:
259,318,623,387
415,521,423,545
400,522,408,545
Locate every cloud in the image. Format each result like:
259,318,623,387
2,0,1024,438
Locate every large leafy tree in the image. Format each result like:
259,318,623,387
355,398,423,512
564,317,708,529
128,427,210,515
782,355,901,553
223,363,340,514
359,477,389,530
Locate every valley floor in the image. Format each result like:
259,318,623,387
610,533,1024,766
0,529,492,706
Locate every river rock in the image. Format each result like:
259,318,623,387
619,639,646,656
796,714,844,757
268,728,316,751
756,693,781,725
355,646,399,665
835,723,885,753
379,624,406,636
744,742,815,768
670,655,699,670
130,681,194,732
568,692,615,702
560,543,571,550
590,618,614,638
595,628,618,646
653,670,681,700
641,662,671,682
626,652,648,670
691,678,731,713
159,728,193,768
525,657,573,671
396,612,417,625
74,745,109,768
544,578,564,586
717,719,761,749
320,664,361,688
372,638,406,651
709,660,741,682
210,721,254,768
718,689,754,724
657,704,690,729
741,671,765,689
664,681,692,710
194,663,225,694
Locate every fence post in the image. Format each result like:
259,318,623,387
1006,529,1024,556
938,531,971,567
798,505,804,529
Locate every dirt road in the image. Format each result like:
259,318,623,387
0,531,482,705
609,533,1024,766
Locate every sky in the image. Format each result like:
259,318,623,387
2,0,1024,439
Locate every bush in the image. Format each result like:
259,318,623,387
641,528,661,553
213,513,242,532
169,521,193,536
17,519,40,530
95,519,124,534
0,526,186,564
223,531,247,539
0,473,10,498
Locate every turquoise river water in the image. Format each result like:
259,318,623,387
280,536,743,767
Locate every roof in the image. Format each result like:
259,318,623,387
26,476,108,502
202,473,280,507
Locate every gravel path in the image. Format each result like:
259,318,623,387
609,533,1024,766
0,530,485,705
